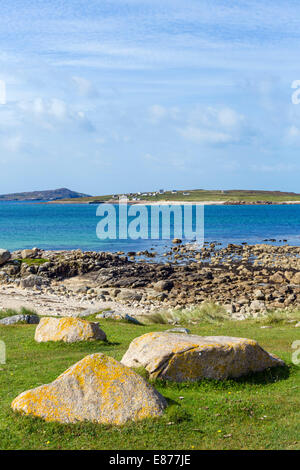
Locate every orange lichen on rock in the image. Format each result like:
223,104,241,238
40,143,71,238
11,353,167,424
34,317,106,343
121,332,285,381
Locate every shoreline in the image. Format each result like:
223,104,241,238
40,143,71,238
44,199,300,206
0,242,299,321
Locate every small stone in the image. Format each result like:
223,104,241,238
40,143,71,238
166,327,191,334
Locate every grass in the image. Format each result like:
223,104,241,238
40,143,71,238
0,317,299,450
139,303,230,325
138,305,300,327
19,258,49,266
254,309,300,326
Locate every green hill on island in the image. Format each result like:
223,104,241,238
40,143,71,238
0,188,90,202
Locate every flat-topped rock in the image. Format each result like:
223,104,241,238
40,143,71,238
11,353,167,425
35,317,106,343
121,332,285,381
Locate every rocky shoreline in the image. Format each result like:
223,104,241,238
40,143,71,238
0,242,300,320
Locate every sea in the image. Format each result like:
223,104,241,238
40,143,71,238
0,202,299,255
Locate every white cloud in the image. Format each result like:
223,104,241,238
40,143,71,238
144,153,159,161
2,135,22,152
18,98,67,119
149,104,167,122
148,104,179,123
250,163,298,172
287,125,300,138
178,126,233,144
49,99,67,119
178,106,246,145
217,108,243,128
72,76,98,98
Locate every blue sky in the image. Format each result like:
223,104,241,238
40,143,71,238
1,0,300,195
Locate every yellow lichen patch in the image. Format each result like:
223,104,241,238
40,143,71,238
11,354,167,425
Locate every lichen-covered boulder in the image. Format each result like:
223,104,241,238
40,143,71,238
121,332,285,381
11,353,167,424
34,317,106,343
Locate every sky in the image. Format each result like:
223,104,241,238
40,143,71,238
1,0,300,195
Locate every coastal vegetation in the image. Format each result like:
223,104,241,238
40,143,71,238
58,189,300,204
134,304,300,326
19,258,49,266
0,317,299,449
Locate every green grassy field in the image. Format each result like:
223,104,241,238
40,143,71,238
59,189,300,204
0,319,299,450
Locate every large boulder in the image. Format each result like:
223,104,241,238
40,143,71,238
0,249,10,266
121,332,285,381
35,317,106,343
0,314,40,325
11,353,167,425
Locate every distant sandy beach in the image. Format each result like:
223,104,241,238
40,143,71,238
46,199,300,206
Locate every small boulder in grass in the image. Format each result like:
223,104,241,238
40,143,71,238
34,317,106,343
96,311,142,324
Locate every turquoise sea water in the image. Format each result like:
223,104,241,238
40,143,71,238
0,202,299,253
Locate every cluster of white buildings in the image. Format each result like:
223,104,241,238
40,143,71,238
111,189,191,200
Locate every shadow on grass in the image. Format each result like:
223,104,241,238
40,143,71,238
232,364,292,385
151,364,293,391
34,339,121,350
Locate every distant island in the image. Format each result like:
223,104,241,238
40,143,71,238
0,188,90,202
2,188,300,204
53,189,300,205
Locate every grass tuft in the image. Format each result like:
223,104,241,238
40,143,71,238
140,302,230,325
254,309,300,326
